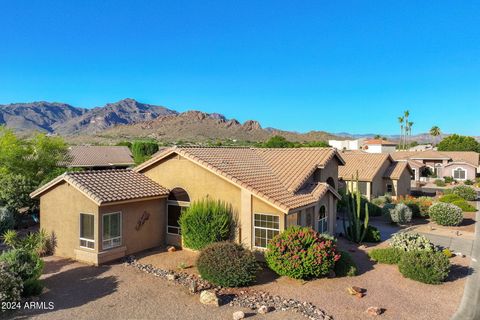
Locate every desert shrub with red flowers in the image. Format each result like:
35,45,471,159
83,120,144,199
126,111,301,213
264,226,340,279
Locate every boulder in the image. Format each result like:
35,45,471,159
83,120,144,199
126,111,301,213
200,290,220,306
258,305,269,314
232,311,245,320
167,246,176,253
366,307,383,316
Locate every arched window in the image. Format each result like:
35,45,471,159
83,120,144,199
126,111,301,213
318,206,328,234
453,168,466,180
326,177,336,189
167,188,190,235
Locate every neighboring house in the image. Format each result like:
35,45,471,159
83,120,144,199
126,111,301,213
328,139,362,151
391,151,480,181
361,139,397,153
67,146,134,169
338,151,413,200
31,147,345,265
408,144,435,151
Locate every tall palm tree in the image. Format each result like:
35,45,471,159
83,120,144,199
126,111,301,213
398,116,404,150
407,121,414,147
403,110,410,150
430,126,441,145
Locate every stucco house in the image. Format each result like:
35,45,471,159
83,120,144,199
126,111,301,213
391,151,479,181
361,139,397,154
67,146,134,169
338,151,413,200
31,147,345,265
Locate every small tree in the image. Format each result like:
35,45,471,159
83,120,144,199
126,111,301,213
131,140,159,164
437,134,480,152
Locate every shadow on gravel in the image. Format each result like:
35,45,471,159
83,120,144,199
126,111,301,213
446,264,475,282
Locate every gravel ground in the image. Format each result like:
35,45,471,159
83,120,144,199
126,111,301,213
6,257,304,320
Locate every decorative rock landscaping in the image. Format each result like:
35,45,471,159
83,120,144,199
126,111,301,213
124,255,331,320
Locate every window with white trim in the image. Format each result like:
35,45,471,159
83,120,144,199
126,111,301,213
167,188,190,235
318,206,328,234
453,167,466,180
254,214,279,248
80,213,95,249
102,212,122,250
386,184,393,194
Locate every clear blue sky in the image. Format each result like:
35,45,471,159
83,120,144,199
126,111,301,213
1,1,479,135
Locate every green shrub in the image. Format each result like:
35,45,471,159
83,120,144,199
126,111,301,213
0,262,23,308
416,197,434,217
196,242,259,287
2,229,53,257
429,202,463,226
22,278,43,296
131,140,159,164
0,249,44,297
451,200,477,212
265,226,340,279
435,179,446,187
0,207,15,235
398,250,450,284
444,176,454,183
390,232,435,252
382,203,395,216
389,203,412,224
334,251,357,277
368,247,404,264
348,225,381,243
451,185,477,201
371,195,391,206
179,199,234,250
439,193,463,203
464,179,474,185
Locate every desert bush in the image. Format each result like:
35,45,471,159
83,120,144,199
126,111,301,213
444,176,454,183
265,226,340,279
389,203,412,224
0,249,44,297
2,229,53,256
368,247,404,264
179,199,234,250
439,193,463,203
0,262,23,308
398,250,450,284
429,202,463,226
348,225,381,243
0,207,15,235
435,179,446,187
382,203,395,216
451,200,477,212
389,232,435,252
394,195,433,218
431,202,464,225
464,179,474,185
371,195,391,206
334,251,357,277
416,196,433,217
196,242,259,287
451,185,477,201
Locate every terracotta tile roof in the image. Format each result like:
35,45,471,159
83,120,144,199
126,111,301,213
363,139,397,146
136,147,344,211
68,146,134,167
383,161,412,179
338,152,391,181
391,151,479,167
31,169,168,205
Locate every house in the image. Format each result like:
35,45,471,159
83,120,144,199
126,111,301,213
31,147,345,265
338,151,413,200
361,139,397,153
408,144,435,152
67,146,134,169
328,139,362,151
391,150,479,181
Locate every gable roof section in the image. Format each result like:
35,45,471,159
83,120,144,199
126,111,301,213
383,161,413,179
135,147,344,212
391,151,479,167
31,169,169,205
68,146,134,167
363,139,397,146
338,152,391,181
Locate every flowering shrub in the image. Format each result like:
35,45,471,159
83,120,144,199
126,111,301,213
265,226,340,279
394,195,432,217
451,185,477,201
389,232,435,252
429,203,463,226
0,262,23,309
388,203,412,224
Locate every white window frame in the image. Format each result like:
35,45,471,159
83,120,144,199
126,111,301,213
452,167,467,181
318,206,328,234
411,168,417,180
253,213,280,250
79,213,95,250
102,212,122,250
167,200,190,235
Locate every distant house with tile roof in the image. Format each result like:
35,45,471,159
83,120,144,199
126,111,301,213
338,151,413,200
67,146,134,169
31,147,345,264
391,150,479,181
362,139,398,154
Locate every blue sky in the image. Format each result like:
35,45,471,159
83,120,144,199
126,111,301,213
1,1,479,135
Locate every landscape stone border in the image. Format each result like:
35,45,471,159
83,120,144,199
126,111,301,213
124,255,332,320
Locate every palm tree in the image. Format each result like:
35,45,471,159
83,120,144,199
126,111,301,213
430,126,441,145
403,110,410,150
398,116,404,150
407,121,414,147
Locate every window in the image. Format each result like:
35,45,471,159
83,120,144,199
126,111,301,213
387,184,393,193
358,181,368,196
254,214,279,249
411,168,416,180
434,165,442,177
167,188,190,235
318,206,328,234
103,212,121,250
80,213,95,249
453,168,466,180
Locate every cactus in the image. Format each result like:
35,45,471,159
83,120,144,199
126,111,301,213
342,173,369,243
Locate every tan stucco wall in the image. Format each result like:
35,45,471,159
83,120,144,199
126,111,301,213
39,182,99,259
99,198,166,255
370,160,392,198
393,169,412,197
